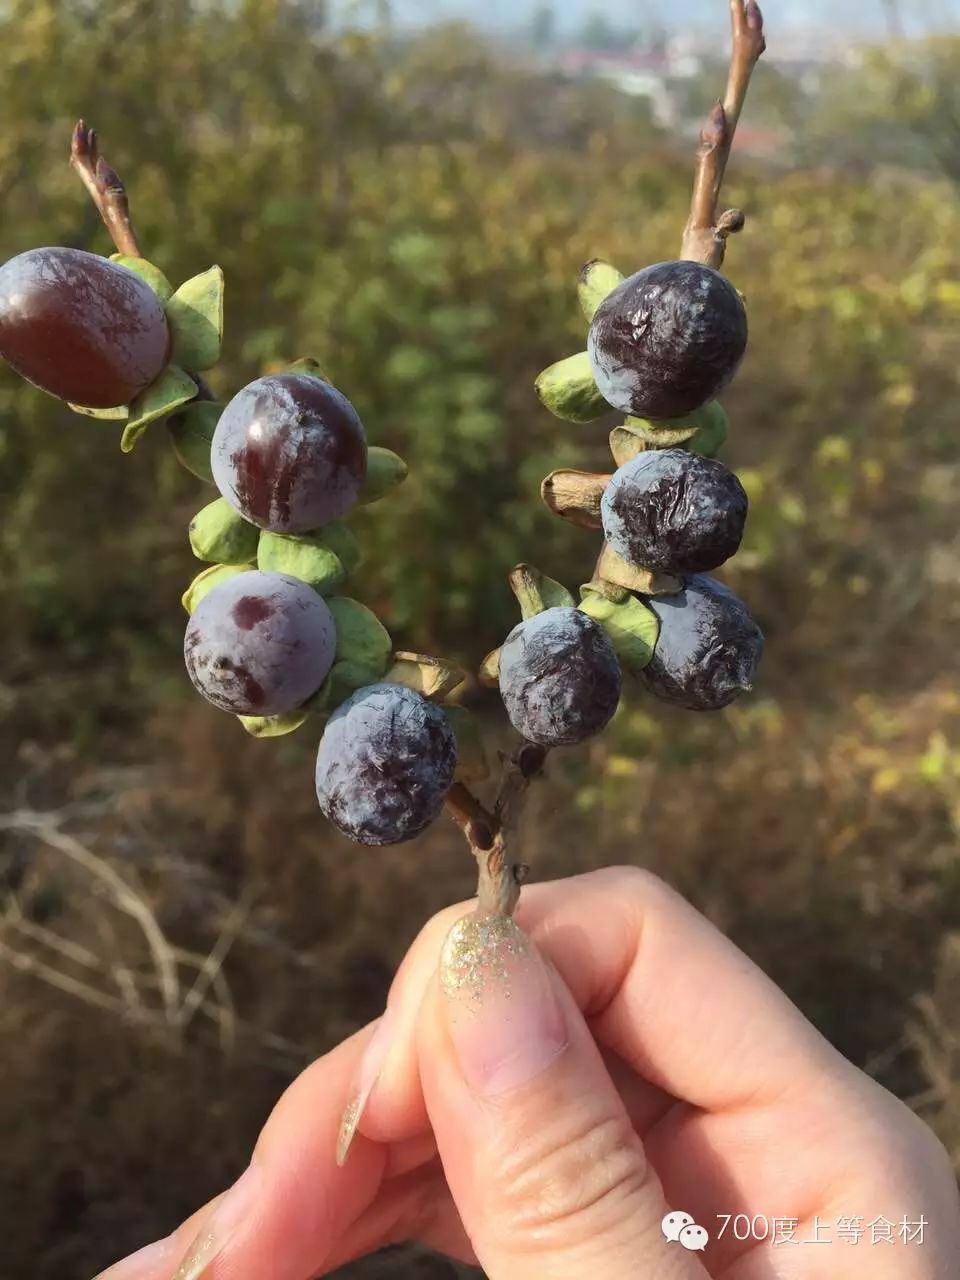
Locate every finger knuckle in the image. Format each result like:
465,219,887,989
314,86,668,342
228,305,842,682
485,1108,653,1253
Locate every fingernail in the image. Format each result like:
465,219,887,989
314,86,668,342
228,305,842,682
169,1163,263,1280
336,1007,396,1167
93,1238,175,1280
439,912,569,1096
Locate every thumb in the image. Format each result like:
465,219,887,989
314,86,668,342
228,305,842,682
417,912,709,1280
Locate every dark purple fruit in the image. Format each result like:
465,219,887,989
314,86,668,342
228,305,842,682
499,606,622,747
184,569,335,715
315,683,458,846
211,373,367,533
640,574,763,711
602,448,748,575
588,260,747,419
0,247,170,407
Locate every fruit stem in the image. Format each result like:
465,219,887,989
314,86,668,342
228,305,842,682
446,742,547,919
680,0,765,268
70,121,143,258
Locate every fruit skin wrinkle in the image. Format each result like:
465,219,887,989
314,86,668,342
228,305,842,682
498,607,623,747
601,448,748,576
639,574,764,712
316,683,458,846
588,260,747,419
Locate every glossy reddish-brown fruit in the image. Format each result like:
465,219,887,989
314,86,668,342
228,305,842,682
211,373,367,533
0,247,171,408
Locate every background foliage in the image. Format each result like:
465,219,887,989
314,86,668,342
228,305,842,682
0,2,958,1276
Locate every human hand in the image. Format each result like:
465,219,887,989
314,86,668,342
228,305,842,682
96,868,960,1280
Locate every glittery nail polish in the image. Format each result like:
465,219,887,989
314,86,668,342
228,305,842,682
439,912,568,1096
336,1008,395,1166
169,1163,262,1280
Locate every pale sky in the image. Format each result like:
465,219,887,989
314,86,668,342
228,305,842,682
367,0,960,36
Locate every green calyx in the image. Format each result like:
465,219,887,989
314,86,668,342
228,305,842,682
361,447,408,505
611,401,729,465
168,400,221,484
257,522,361,595
578,587,660,673
285,356,330,379
535,352,608,423
121,366,198,452
328,597,392,671
444,705,490,782
189,497,259,564
508,563,575,620
164,266,224,372
109,254,174,301
69,402,128,420
577,259,624,323
384,651,466,702
181,562,253,614
686,401,729,457
238,709,311,739
478,647,501,687
596,543,683,597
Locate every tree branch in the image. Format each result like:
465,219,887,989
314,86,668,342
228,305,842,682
446,743,547,919
681,0,766,268
70,120,143,258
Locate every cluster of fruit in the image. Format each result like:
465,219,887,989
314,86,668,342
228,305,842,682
0,243,464,846
487,255,764,750
0,213,763,853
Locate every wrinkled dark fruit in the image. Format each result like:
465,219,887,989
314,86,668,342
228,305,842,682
588,260,747,418
211,373,367,533
602,448,748,575
499,606,622,746
0,247,171,407
639,574,764,711
315,683,458,846
184,569,335,715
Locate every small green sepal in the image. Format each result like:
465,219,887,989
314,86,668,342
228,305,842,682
257,522,360,594
181,562,253,614
478,647,501,687
360,447,408,505
189,497,260,564
121,366,198,452
508,564,575,620
168,400,221,483
535,352,609,423
383,652,466,702
328,597,392,679
610,401,728,465
238,709,311,738
110,254,174,301
578,259,624,323
578,590,660,674
164,266,224,371
596,544,683,597
69,402,128,420
285,356,330,379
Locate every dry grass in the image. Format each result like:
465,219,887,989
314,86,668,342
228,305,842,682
1,678,957,1278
